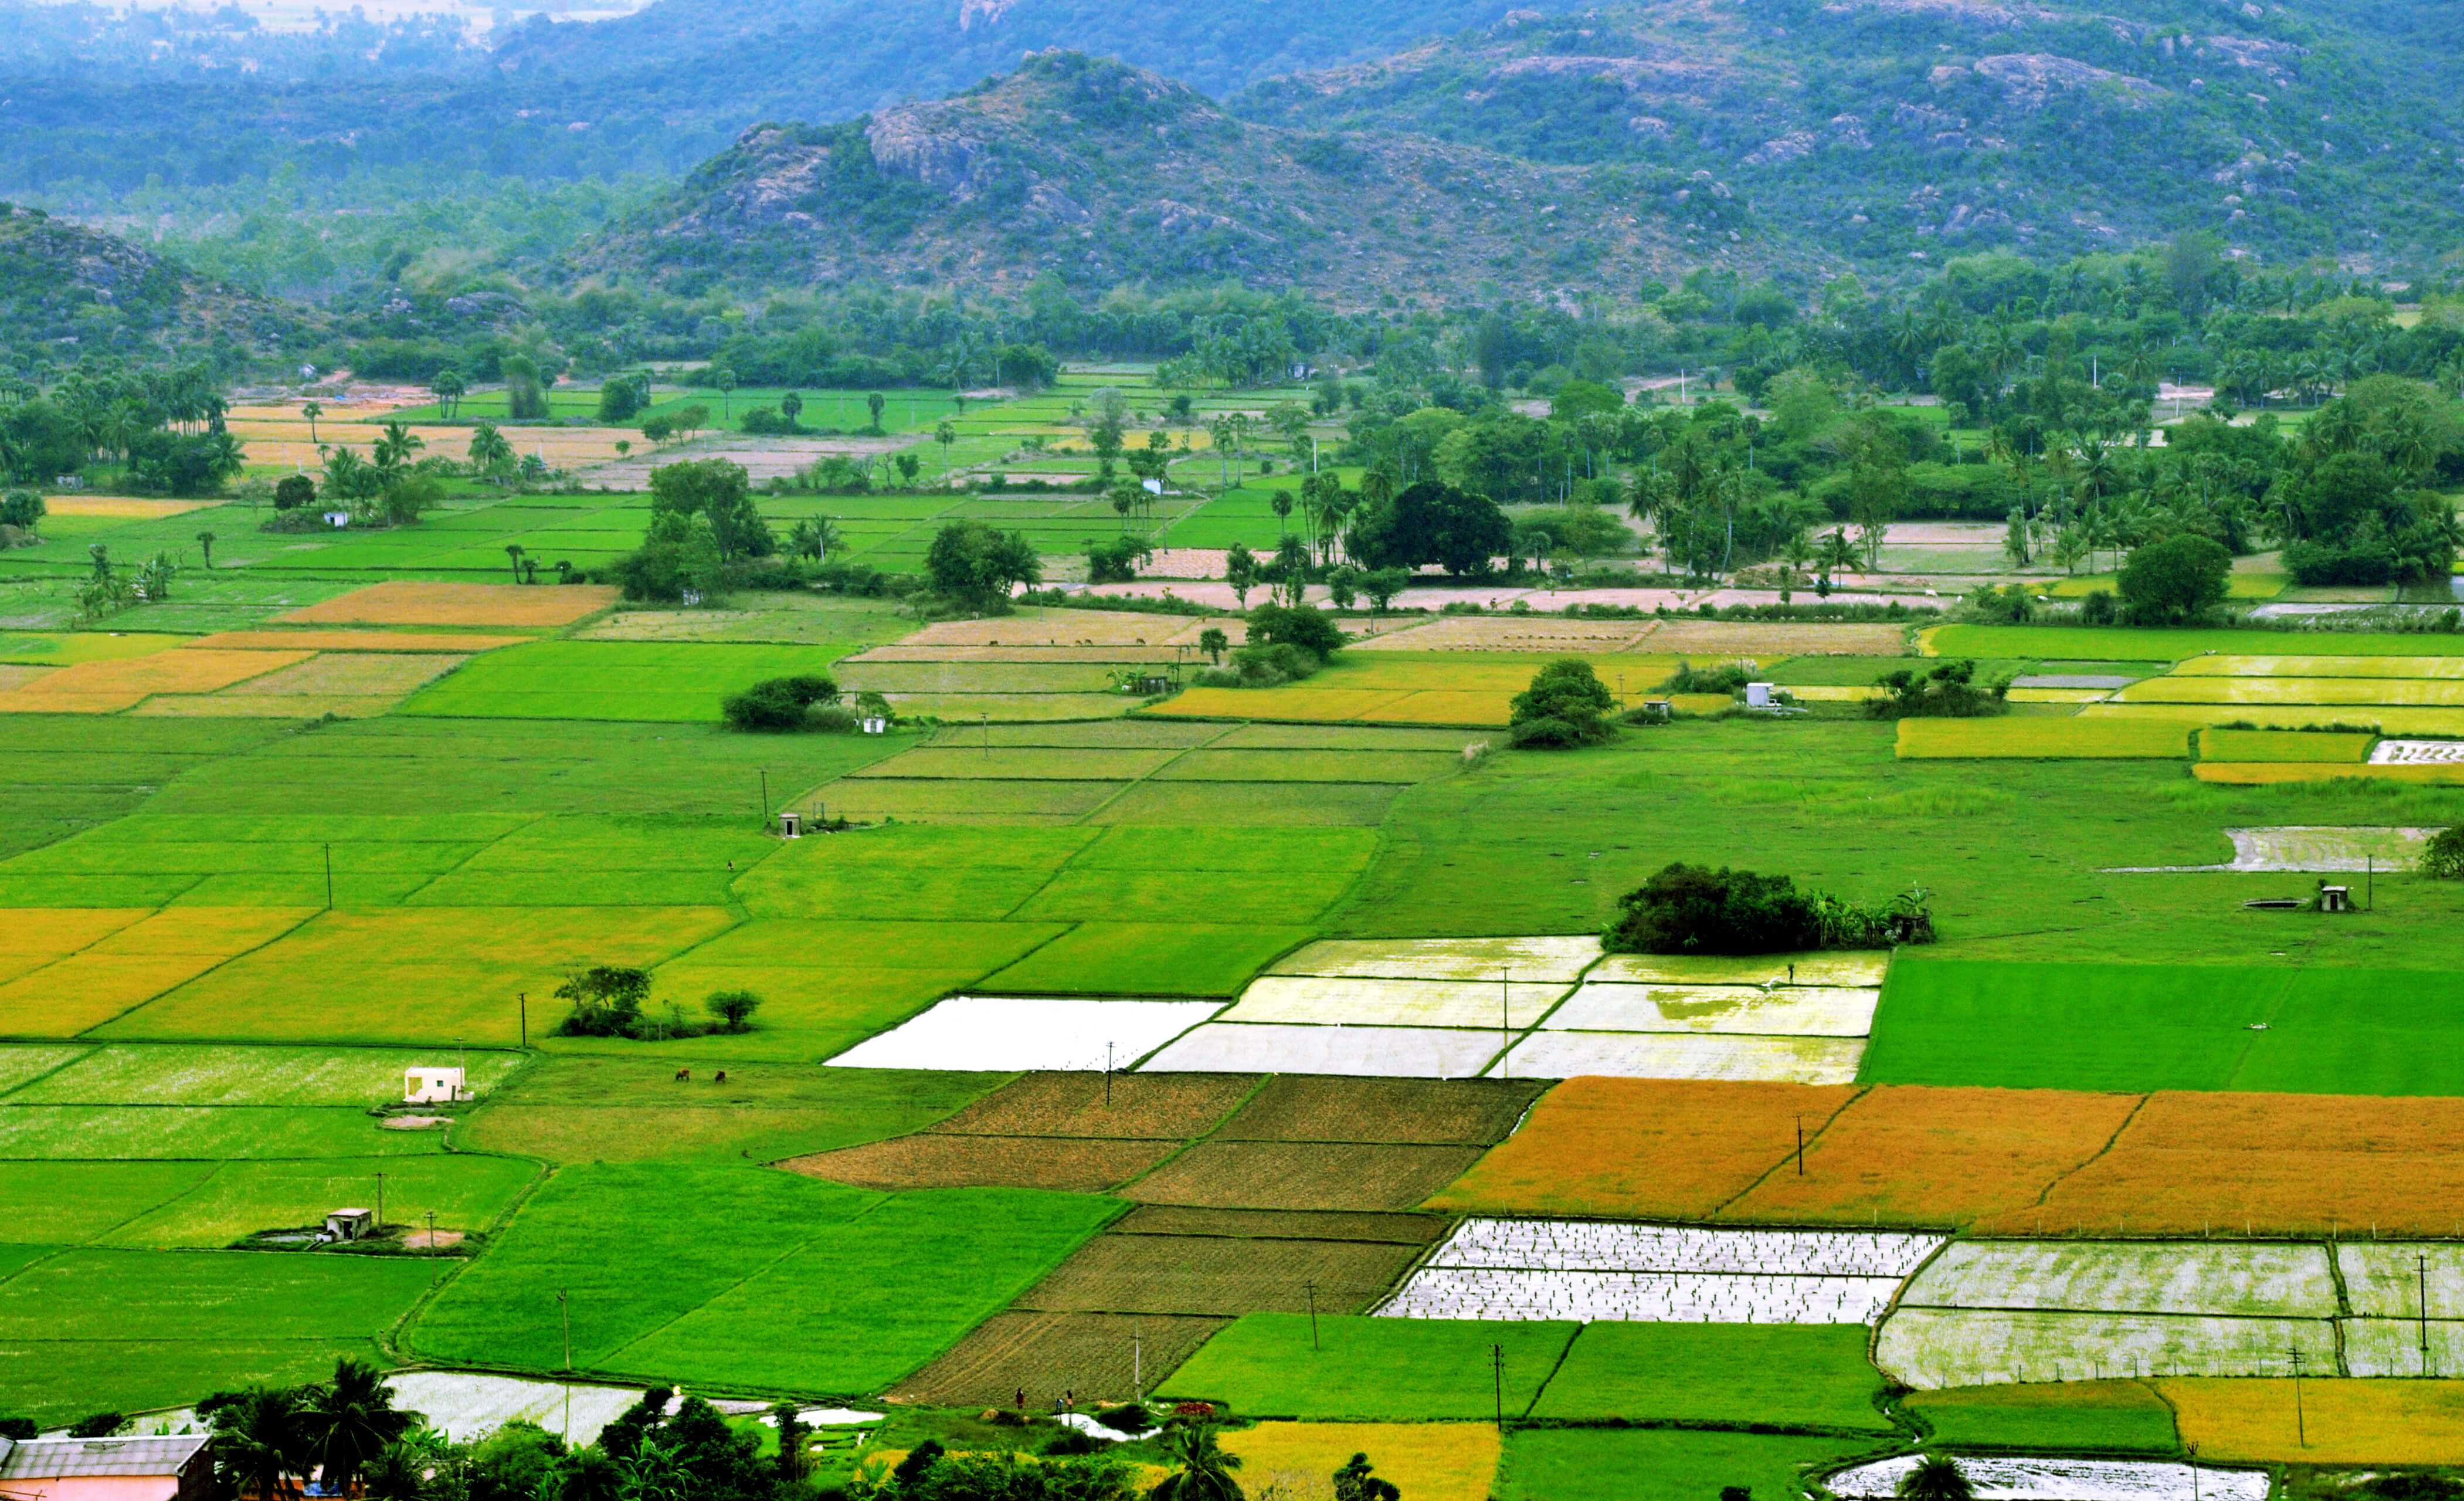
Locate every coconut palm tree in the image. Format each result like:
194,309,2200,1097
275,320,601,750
205,1385,311,1501
1149,1421,1243,1501
299,1357,416,1496
196,531,215,570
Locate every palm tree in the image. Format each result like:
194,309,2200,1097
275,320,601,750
1149,1421,1244,1501
206,1385,310,1501
301,401,323,446
299,1358,415,1497
196,531,215,570
504,544,527,581
359,1441,427,1501
1898,1455,1974,1501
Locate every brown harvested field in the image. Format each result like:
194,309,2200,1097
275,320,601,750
927,1072,1261,1139
1994,1090,2464,1238
1428,1078,1858,1218
1359,617,1658,652
1648,620,1907,656
194,629,528,653
1110,1206,1448,1245
781,1134,1180,1193
1211,1076,1545,1146
1124,1141,1484,1212
1013,1226,1422,1316
850,645,1193,664
888,1311,1228,1408
277,581,617,629
1723,1085,2141,1228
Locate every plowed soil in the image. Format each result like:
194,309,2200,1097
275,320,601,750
888,1310,1228,1409
1212,1076,1544,1146
781,1134,1179,1193
927,1071,1261,1139
1014,1229,1422,1316
1125,1141,1486,1212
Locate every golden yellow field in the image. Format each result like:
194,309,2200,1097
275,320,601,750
1896,718,2191,759
2083,702,2464,736
230,416,639,471
37,496,216,520
2162,1378,2464,1463
1220,1423,1499,1501
0,648,311,713
2194,762,2464,786
2122,677,2464,707
278,581,617,629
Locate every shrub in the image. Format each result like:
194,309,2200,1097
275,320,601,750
702,990,763,1033
1508,659,1615,748
0,1417,38,1442
721,675,841,731
551,966,653,1038
2426,827,2464,880
1085,534,1153,584
1222,641,1321,686
1657,659,1753,696
2080,588,2118,625
273,475,317,511
1247,602,1346,659
67,1413,123,1438
739,406,800,435
1868,660,2009,719
0,489,43,529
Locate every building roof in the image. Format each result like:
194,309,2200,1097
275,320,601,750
0,1434,211,1480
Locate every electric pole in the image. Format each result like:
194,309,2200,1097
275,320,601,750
1491,1343,1505,1432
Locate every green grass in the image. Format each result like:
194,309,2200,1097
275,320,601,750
6,1045,527,1106
456,1060,1003,1164
979,923,1308,997
1909,1380,2181,1452
1863,956,2464,1095
1158,1315,1576,1420
405,1164,1117,1395
0,1245,446,1418
99,1156,541,1247
0,1106,450,1158
1895,717,2191,759
1494,1428,1881,1501
0,716,291,862
1529,1323,1895,1431
402,641,880,723
0,1161,218,1244
2197,729,2375,763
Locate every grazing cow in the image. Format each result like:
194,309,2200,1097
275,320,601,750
712,1070,728,1083
674,1067,691,1082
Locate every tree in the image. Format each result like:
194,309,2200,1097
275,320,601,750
1898,1456,1975,1501
1363,566,1409,622
501,355,549,421
1198,627,1229,665
780,391,805,430
2118,534,2230,625
2425,827,2464,880
596,379,644,425
1085,533,1153,584
1224,541,1260,608
721,675,841,731
1149,1421,1243,1501
552,965,653,1036
432,369,467,420
703,990,763,1032
195,530,215,569
504,543,527,582
468,423,516,480
934,419,958,473
1334,1453,1401,1501
301,401,323,446
924,520,1041,612
865,392,885,432
1348,480,1513,577
299,1358,415,1496
713,368,737,421
201,1385,310,1501
614,511,723,603
1247,602,1345,659
1509,659,1617,748
0,489,46,532
1271,491,1294,536
649,459,772,560
1607,864,1825,956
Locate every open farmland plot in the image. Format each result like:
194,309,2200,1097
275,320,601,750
1906,1241,2336,1316
1379,1220,1943,1325
0,1246,446,1420
824,997,1223,1072
1878,1307,2338,1388
135,651,469,718
1139,1022,1506,1079
1543,982,1879,1036
1159,1314,1574,1421
927,1070,1258,1139
1211,1076,1543,1146
278,581,617,628
982,922,1312,997
0,907,319,1035
1220,1422,1500,1501
406,1163,1117,1394
1496,1030,1868,1083
785,1133,1179,1193
1530,1321,1895,1431
1828,1455,2268,1501
99,1154,539,1247
0,647,312,713
1908,1380,2181,1453
2162,1377,2464,1464
382,1370,650,1445
1013,1226,1424,1317
6,1043,524,1105
1221,976,1571,1029
403,641,878,722
0,1103,452,1160
1896,719,2193,759
888,1309,1228,1408
1271,936,1601,982
1727,1085,2140,1228
1430,1078,1859,1219
1496,1428,1877,1501
1124,1140,1484,1212
456,1059,1002,1165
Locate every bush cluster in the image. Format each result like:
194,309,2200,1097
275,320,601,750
722,674,842,731
1508,659,1616,748
1866,659,2010,720
1606,862,1937,954
549,965,764,1040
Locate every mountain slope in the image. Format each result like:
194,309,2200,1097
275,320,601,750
0,205,317,359
1230,0,2464,265
579,52,1755,304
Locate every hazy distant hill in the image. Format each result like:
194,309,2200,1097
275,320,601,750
1231,0,2464,264
578,52,1749,305
0,205,315,360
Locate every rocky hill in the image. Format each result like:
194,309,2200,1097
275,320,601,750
1230,0,2464,266
0,206,317,361
581,52,1760,305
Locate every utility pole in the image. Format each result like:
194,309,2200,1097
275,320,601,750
1105,1042,1115,1107
2423,1253,2433,1375
559,1289,573,1440
2288,1346,2306,1446
1491,1343,1505,1432
759,768,771,828
1134,1329,1143,1402
518,992,528,1049
323,843,334,909
1797,1115,1805,1176
375,1171,386,1228
1500,967,1512,1079
1306,1281,1319,1349
425,1209,436,1248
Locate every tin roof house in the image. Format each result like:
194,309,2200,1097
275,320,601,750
0,1434,213,1501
